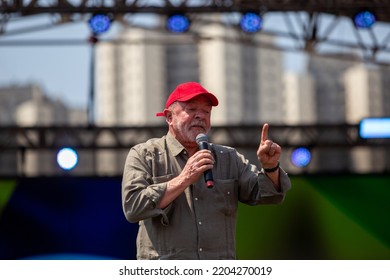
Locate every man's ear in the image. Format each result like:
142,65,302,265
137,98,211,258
164,109,172,122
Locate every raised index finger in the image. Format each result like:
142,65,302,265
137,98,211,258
261,123,269,143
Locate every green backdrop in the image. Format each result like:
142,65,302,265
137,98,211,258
237,174,390,259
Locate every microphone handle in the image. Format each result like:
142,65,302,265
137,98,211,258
204,170,214,188
198,141,208,150
198,141,214,188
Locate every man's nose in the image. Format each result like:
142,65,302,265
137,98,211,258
195,110,206,119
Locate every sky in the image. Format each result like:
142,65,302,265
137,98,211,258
0,16,100,109
1,12,389,110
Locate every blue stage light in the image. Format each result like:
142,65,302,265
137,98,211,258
166,14,190,33
359,117,390,139
240,12,263,33
88,14,112,35
57,148,79,171
354,10,376,28
291,147,312,168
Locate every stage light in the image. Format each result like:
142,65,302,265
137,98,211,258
359,117,390,139
166,14,190,33
240,12,263,33
88,14,112,35
291,147,312,168
354,10,376,28
57,148,78,171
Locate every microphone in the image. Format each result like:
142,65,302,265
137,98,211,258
195,133,214,188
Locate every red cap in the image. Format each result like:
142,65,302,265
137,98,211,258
156,82,219,117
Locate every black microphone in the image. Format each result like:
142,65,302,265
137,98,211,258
195,133,214,188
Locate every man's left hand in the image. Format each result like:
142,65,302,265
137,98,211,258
257,123,281,169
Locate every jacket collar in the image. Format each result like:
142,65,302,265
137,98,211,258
166,132,187,157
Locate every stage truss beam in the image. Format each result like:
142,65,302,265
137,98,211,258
1,1,390,66
1,1,390,21
0,125,389,151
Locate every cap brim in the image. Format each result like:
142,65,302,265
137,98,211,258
156,112,165,117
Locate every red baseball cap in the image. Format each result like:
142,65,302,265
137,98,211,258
156,82,219,116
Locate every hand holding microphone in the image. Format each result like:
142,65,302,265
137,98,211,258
196,133,214,188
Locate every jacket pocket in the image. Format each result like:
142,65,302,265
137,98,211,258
213,178,238,216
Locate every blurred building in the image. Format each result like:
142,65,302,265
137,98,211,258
344,64,388,173
307,55,355,173
283,73,316,125
306,56,390,173
95,27,168,174
166,36,199,94
0,84,88,176
198,20,284,125
95,19,285,173
282,72,317,173
95,27,166,126
96,19,285,126
281,55,390,174
380,67,390,171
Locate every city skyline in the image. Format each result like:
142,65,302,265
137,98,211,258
1,12,357,110
1,12,390,126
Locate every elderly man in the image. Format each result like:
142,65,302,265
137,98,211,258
122,81,291,260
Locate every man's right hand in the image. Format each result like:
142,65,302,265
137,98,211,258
158,149,214,209
180,149,215,186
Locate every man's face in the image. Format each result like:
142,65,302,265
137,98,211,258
168,95,212,146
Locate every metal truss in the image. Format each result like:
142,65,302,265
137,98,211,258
1,1,390,65
1,1,390,19
0,125,389,151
